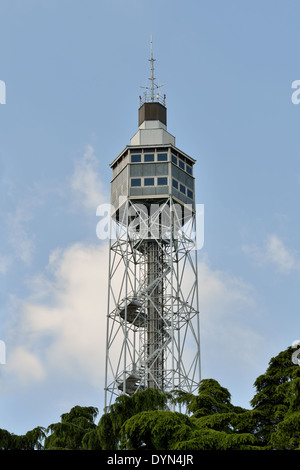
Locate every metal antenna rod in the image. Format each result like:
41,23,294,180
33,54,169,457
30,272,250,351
140,35,164,105
149,35,155,102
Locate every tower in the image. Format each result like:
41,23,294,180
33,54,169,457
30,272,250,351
104,41,200,409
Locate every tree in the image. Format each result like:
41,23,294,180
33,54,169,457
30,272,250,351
250,346,300,449
110,379,260,450
173,378,239,417
44,405,100,450
101,379,261,450
171,379,259,450
0,427,46,450
120,410,195,450
270,377,300,450
98,388,169,450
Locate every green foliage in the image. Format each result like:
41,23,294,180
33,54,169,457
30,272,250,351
171,379,260,450
44,405,101,450
250,346,300,448
1,345,300,450
0,426,46,450
173,378,238,418
82,428,102,450
120,410,195,450
270,377,300,449
174,427,258,451
116,379,260,450
98,388,169,449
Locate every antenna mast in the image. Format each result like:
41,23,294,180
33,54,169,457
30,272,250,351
140,36,165,105
150,35,155,102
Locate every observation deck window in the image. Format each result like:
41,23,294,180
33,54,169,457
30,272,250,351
180,184,186,194
171,154,177,165
131,154,141,163
157,153,168,161
187,189,193,199
131,178,141,187
157,177,168,186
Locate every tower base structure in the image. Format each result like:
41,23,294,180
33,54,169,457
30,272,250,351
104,197,200,409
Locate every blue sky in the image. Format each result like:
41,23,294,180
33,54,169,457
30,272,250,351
1,0,300,435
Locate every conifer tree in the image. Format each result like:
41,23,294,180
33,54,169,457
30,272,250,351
44,405,100,450
250,346,300,449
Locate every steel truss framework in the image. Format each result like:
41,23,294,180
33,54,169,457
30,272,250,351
104,197,201,409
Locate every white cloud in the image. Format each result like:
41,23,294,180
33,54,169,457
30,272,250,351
196,259,263,364
8,347,45,384
265,235,297,272
6,196,41,266
5,242,109,388
70,145,108,212
243,234,299,274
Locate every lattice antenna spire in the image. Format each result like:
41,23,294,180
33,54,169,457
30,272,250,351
140,36,165,105
149,35,156,102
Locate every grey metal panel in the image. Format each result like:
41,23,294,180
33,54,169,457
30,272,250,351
156,163,168,175
142,187,156,196
156,186,168,195
185,175,194,189
143,164,156,176
171,165,179,179
172,187,186,204
130,164,143,177
130,187,143,196
111,167,129,209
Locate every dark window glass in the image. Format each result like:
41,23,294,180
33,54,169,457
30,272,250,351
179,159,185,170
171,154,177,165
187,189,193,199
186,165,193,175
158,153,168,161
131,154,141,163
157,177,168,185
131,178,141,186
180,184,186,194
172,179,178,189
144,177,154,186
144,154,155,162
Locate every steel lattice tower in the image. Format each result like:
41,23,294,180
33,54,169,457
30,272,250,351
104,44,201,409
